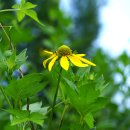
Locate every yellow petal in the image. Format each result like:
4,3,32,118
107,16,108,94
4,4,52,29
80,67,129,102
43,54,56,68
75,54,86,57
60,56,69,71
77,56,96,66
68,55,88,67
48,55,58,71
43,50,53,55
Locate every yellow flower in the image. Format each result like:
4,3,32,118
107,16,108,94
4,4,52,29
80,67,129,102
43,45,96,71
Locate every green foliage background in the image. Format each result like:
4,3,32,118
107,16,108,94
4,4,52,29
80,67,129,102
0,0,130,130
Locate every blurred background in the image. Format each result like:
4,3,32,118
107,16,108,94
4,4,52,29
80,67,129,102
0,0,130,129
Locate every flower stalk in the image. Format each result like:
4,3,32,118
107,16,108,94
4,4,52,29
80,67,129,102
48,67,62,130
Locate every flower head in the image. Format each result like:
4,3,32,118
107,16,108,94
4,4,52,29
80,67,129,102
43,45,96,71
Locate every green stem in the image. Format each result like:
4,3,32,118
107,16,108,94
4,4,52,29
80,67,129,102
0,86,12,108
0,25,12,28
80,116,84,125
26,97,30,111
58,105,68,130
0,8,20,13
19,69,35,130
48,67,62,130
47,101,64,114
26,97,35,130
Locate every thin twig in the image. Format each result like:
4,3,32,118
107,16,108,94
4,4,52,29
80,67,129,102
19,68,24,78
0,22,14,50
0,86,12,109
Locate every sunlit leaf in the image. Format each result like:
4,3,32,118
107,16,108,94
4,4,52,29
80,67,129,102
22,2,37,9
24,9,43,26
12,1,43,26
16,11,25,22
84,113,94,128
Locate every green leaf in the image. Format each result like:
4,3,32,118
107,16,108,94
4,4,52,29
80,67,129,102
94,75,108,91
0,49,27,71
6,109,29,117
12,1,43,26
15,48,27,68
65,75,108,116
62,77,78,93
6,109,44,126
86,97,108,113
16,11,25,21
70,124,89,130
22,2,37,9
12,4,20,9
12,2,37,10
11,117,28,126
66,83,100,115
0,50,7,71
4,50,13,57
29,112,44,126
5,73,47,100
22,102,49,115
76,67,90,81
21,0,25,5
84,113,94,129
6,51,16,70
24,9,43,26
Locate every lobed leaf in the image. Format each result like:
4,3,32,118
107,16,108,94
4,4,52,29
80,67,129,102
24,9,43,26
64,69,108,120
16,11,25,22
6,109,44,126
5,73,47,100
12,1,43,26
21,2,37,9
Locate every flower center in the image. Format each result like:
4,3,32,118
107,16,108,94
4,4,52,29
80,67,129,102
57,45,72,56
